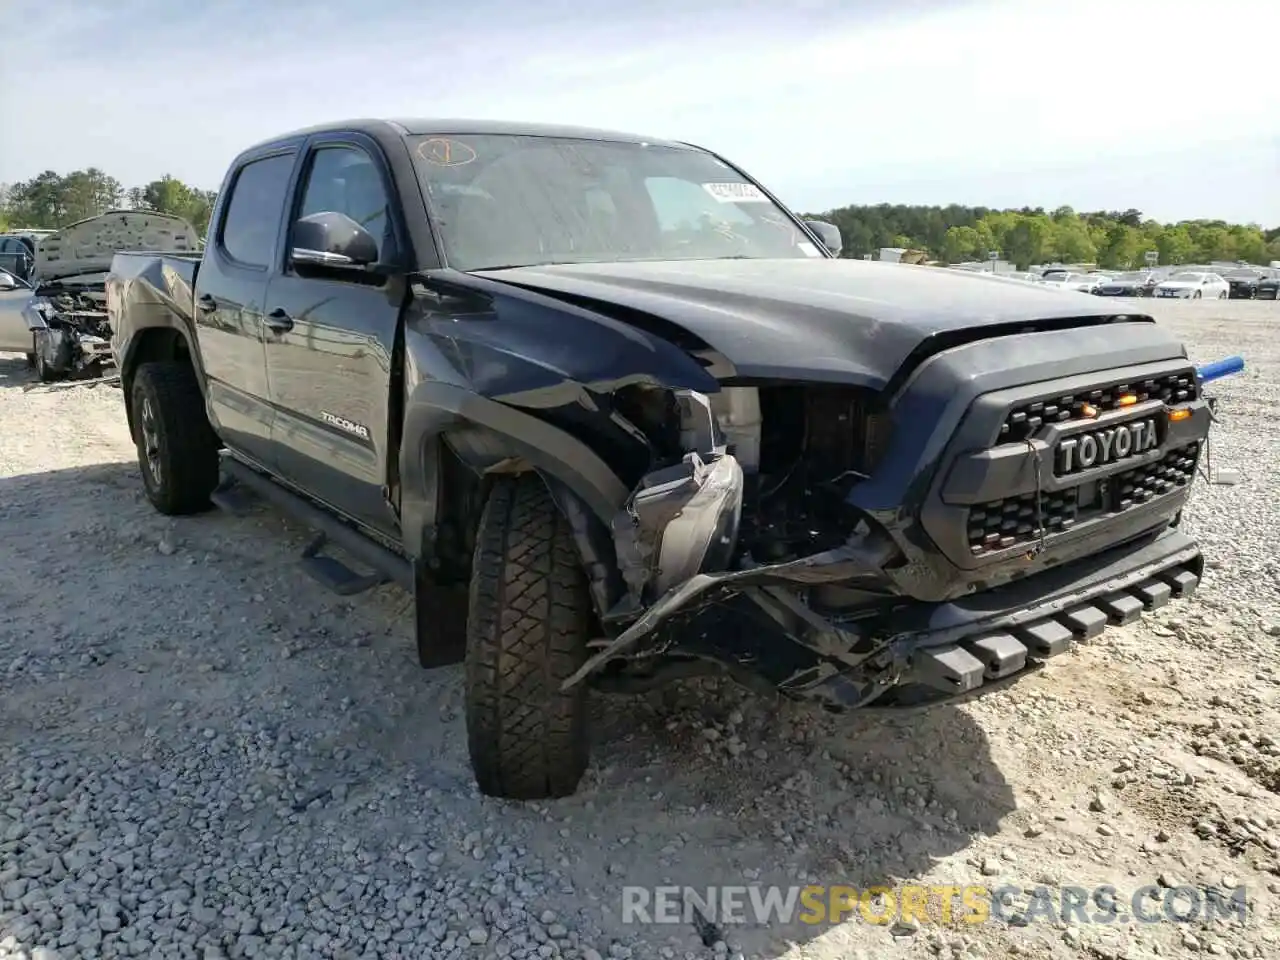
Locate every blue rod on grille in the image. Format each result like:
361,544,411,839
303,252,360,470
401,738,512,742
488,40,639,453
1196,356,1244,384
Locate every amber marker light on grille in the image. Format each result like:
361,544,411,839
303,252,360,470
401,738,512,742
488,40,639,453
1080,402,1099,418
1117,394,1138,406
1169,408,1192,422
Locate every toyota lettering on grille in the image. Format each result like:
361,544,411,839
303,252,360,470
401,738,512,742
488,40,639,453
1056,418,1159,476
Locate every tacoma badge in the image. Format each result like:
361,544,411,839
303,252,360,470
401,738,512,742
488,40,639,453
1056,418,1159,476
320,411,371,440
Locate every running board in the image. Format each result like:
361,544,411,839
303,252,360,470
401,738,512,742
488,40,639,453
218,455,412,595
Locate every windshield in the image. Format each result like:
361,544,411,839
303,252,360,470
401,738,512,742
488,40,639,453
1168,272,1203,281
1111,272,1146,281
408,134,819,271
1224,270,1258,279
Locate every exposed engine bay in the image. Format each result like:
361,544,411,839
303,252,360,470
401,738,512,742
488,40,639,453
607,379,891,618
25,280,115,381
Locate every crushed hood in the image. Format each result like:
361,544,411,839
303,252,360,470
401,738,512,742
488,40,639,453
35,210,200,281
471,258,1152,390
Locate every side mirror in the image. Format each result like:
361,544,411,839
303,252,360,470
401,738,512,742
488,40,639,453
0,273,16,291
290,211,379,268
803,220,843,257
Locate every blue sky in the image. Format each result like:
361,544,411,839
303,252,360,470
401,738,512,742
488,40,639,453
3,0,1278,225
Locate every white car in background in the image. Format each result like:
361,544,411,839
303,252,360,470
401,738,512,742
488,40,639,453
1037,271,1106,293
1153,271,1230,299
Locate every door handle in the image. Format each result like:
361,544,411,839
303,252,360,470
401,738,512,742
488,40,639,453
197,293,217,314
264,308,294,333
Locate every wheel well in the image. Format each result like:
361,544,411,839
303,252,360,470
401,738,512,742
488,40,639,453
122,328,194,435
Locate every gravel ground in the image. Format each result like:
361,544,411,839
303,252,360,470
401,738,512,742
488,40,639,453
1,299,1278,960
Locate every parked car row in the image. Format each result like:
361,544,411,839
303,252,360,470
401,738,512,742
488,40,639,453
1004,264,1279,301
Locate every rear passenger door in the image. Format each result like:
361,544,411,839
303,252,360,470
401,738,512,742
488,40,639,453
193,148,299,470
263,134,405,536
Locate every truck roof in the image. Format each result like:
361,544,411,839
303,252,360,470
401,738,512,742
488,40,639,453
242,118,696,154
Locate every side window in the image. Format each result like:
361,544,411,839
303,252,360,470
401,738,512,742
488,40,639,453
219,153,295,268
294,145,391,261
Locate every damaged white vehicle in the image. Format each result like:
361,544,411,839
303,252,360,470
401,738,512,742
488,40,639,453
0,210,199,381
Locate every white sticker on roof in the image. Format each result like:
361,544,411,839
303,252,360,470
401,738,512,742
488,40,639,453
702,182,770,203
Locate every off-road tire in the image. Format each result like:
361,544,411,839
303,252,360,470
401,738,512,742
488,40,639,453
130,361,220,515
464,475,591,800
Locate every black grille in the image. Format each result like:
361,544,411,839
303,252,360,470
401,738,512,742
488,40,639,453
1112,443,1198,509
966,442,1200,556
967,489,1079,555
999,370,1197,444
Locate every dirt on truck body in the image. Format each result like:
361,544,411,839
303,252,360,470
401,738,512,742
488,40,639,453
108,118,1213,800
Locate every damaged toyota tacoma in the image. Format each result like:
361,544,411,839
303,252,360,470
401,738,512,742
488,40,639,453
108,119,1214,800
14,210,200,381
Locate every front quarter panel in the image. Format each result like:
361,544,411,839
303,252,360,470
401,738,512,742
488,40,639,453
397,270,722,561
406,271,720,403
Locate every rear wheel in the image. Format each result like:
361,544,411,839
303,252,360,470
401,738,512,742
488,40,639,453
464,474,592,800
130,361,220,515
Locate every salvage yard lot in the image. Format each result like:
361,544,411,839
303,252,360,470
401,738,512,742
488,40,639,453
1,298,1278,960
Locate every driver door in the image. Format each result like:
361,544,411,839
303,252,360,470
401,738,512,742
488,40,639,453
263,134,404,537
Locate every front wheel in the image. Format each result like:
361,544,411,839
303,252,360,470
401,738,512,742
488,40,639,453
32,333,63,383
464,475,592,800
1193,290,1202,299
130,361,220,515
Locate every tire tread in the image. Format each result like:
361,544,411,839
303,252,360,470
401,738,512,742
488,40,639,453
465,475,590,800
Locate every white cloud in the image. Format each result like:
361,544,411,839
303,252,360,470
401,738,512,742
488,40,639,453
3,0,1277,221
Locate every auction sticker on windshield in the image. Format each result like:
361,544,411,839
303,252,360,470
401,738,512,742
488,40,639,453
703,182,770,203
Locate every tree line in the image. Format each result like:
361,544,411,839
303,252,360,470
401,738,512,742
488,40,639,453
2,169,1278,272
0,169,217,236
805,202,1280,270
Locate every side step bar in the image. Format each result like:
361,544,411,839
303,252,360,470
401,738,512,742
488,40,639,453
217,455,413,595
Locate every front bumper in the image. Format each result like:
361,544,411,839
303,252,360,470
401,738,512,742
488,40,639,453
570,524,1201,711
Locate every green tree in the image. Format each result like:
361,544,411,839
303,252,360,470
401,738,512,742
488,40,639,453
943,225,980,263
1098,222,1142,270
130,175,217,235
1157,226,1196,265
3,169,123,228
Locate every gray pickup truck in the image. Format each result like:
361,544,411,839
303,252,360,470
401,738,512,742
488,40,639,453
108,118,1213,800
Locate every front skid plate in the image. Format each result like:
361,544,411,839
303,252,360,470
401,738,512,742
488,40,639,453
865,563,1199,710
